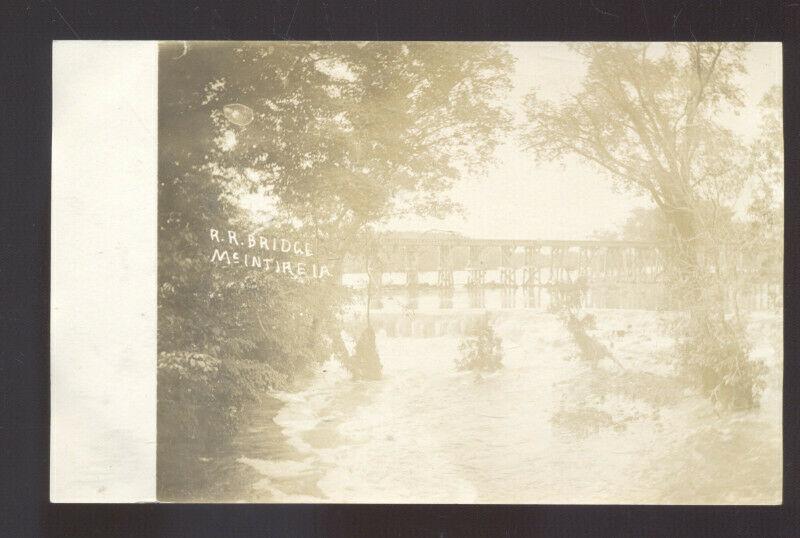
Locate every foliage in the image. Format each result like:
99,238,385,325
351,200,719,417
521,43,753,293
157,352,287,446
456,315,503,373
593,206,670,242
740,85,784,310
565,313,615,364
546,277,587,315
157,42,513,451
346,327,383,381
552,367,685,439
160,41,512,267
674,315,767,411
522,43,781,410
523,43,750,221
547,277,618,366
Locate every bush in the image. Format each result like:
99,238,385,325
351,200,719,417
675,315,767,411
545,277,614,365
564,312,615,364
546,277,587,315
157,351,288,449
346,327,383,380
664,251,768,411
456,315,503,372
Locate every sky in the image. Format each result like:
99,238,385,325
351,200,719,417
382,42,782,240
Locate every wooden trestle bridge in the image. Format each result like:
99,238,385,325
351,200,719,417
356,236,777,291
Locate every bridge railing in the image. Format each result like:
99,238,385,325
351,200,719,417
344,238,780,290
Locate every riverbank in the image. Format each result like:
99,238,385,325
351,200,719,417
159,308,782,503
157,395,285,502
156,355,330,502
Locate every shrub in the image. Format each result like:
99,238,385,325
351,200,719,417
664,250,769,411
675,315,767,411
564,312,615,364
456,315,503,372
346,326,383,380
545,277,613,365
546,277,587,315
157,351,288,449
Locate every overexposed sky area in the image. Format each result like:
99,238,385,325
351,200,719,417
384,42,782,240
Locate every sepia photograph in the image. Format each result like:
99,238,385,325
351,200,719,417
155,41,783,504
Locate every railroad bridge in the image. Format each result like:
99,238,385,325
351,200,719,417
355,236,769,290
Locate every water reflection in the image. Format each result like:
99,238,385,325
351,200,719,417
439,288,454,309
527,286,543,309
406,288,418,310
369,284,668,312
501,288,516,309
360,284,776,313
468,288,485,309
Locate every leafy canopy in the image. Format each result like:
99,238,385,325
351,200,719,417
522,43,752,239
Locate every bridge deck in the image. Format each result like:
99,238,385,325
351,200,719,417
378,237,662,249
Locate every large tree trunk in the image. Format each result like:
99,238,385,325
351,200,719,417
660,193,723,319
662,200,702,310
659,196,761,410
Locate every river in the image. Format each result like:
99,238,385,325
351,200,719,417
183,304,781,504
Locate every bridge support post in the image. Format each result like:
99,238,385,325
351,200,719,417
550,246,568,283
522,245,541,288
467,245,485,288
577,247,589,278
367,251,384,310
500,245,516,287
650,246,660,282
580,247,597,281
366,238,686,309
437,244,454,288
404,246,419,290
604,246,621,281
622,247,633,282
633,247,647,283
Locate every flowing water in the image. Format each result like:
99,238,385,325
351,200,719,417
184,304,782,504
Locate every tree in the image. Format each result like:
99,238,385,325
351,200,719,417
157,42,514,441
744,86,783,281
522,43,776,410
457,314,504,373
161,42,512,272
524,44,750,274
